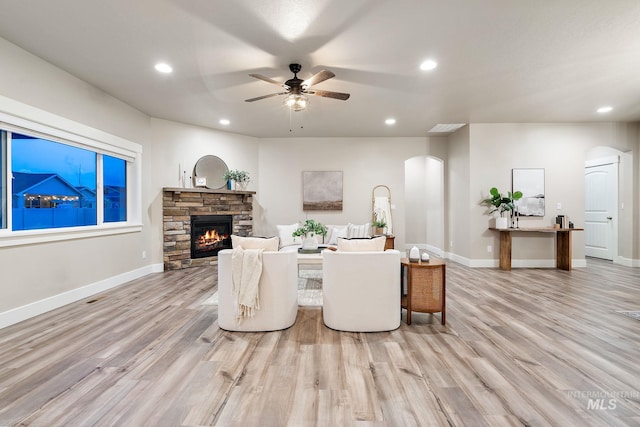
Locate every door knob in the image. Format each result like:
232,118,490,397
606,216,613,220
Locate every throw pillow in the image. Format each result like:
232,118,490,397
231,235,279,252
277,223,302,247
337,236,386,252
347,222,371,238
327,224,349,245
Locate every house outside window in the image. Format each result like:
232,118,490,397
11,134,98,230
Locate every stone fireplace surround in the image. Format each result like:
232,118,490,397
162,187,254,270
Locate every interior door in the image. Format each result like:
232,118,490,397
584,157,618,260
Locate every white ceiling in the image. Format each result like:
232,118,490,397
0,0,639,138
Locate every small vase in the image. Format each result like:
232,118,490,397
495,217,509,229
301,235,318,250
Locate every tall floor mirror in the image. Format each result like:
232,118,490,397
372,185,393,236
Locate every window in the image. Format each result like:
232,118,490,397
103,155,126,222
0,131,6,229
11,133,98,230
0,98,141,247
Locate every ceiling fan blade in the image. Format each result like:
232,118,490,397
249,73,285,87
302,70,335,87
245,92,287,102
307,89,350,100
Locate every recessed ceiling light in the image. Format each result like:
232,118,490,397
420,59,438,71
154,62,173,73
219,119,230,125
385,118,396,125
597,106,613,113
428,123,466,133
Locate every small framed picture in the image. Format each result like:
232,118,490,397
195,176,207,187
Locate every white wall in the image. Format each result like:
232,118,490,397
0,38,152,319
404,155,445,255
447,126,471,261
404,156,427,245
465,122,640,266
256,137,428,251
425,156,445,254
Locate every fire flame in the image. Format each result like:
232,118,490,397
197,229,229,247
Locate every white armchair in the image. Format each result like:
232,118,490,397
322,249,401,332
217,249,298,332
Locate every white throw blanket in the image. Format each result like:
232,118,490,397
231,246,263,322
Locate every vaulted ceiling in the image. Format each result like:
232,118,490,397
0,0,639,138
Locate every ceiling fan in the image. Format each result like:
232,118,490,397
245,63,350,111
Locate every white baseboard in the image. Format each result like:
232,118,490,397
615,256,640,267
0,262,164,330
404,243,445,258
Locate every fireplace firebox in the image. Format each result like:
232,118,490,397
191,215,232,259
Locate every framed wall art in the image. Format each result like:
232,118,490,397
302,171,343,211
512,168,545,216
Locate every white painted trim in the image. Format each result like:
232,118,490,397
425,244,444,258
0,263,164,330
0,224,143,248
0,94,141,156
615,256,640,268
584,155,619,168
469,258,499,268
446,252,472,267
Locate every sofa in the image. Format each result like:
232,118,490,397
277,222,372,252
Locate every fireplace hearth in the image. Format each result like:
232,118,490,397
163,187,254,270
191,215,232,259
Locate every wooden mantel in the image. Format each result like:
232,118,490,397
162,187,256,195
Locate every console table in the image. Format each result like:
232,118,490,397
489,227,584,271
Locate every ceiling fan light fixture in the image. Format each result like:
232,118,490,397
420,59,438,71
154,62,173,73
284,93,309,111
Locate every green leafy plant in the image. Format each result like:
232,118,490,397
223,169,250,183
372,219,387,228
483,187,523,217
292,219,328,238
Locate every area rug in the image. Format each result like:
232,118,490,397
616,311,640,321
202,269,323,307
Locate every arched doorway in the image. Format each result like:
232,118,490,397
404,155,445,255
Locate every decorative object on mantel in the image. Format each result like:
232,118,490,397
292,219,328,250
194,155,229,189
482,187,523,229
223,169,251,191
372,185,393,235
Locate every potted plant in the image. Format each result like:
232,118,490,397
372,219,387,235
292,219,328,250
223,169,250,190
483,187,523,229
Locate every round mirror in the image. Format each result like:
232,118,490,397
194,155,228,189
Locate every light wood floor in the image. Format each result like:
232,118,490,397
0,258,639,426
